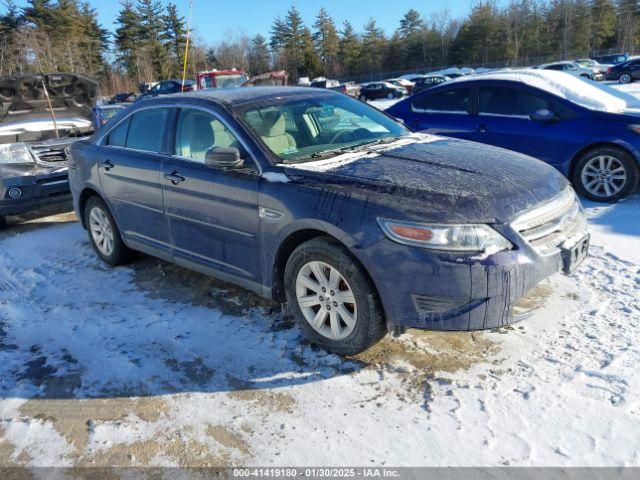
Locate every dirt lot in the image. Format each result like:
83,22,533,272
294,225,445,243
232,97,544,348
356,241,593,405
0,191,639,467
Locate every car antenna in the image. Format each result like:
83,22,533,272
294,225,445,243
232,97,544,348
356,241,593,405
181,0,194,93
41,76,59,139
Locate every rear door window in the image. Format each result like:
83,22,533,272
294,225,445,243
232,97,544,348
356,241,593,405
479,87,575,119
412,88,470,114
125,108,170,153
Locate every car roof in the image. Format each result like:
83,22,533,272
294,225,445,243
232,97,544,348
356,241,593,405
139,86,340,107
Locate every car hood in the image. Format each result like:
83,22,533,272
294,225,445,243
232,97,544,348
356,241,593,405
282,135,568,224
0,73,98,128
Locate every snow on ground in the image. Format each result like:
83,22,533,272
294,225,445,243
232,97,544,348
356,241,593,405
0,200,638,467
0,83,638,468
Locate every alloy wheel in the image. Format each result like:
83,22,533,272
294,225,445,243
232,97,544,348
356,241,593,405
89,206,114,256
295,261,357,340
620,73,631,84
581,155,627,199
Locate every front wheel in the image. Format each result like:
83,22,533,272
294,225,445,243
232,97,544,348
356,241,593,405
84,196,132,265
284,237,386,355
386,92,394,99
619,73,632,84
359,94,367,102
572,147,639,202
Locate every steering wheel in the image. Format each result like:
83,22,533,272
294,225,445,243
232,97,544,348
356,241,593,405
329,128,373,145
329,129,354,144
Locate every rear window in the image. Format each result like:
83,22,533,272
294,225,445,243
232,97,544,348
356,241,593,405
107,108,170,153
412,88,470,113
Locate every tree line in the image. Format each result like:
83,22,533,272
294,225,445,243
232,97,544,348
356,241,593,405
0,0,638,92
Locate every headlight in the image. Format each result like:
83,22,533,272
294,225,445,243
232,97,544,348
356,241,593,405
377,219,513,253
0,143,35,165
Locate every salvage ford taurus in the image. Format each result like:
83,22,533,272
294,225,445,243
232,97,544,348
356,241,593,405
68,87,589,354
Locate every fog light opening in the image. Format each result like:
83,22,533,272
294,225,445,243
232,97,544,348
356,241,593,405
8,187,22,199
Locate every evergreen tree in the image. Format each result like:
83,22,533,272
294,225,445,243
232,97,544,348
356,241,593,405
115,0,142,77
360,18,386,77
313,7,340,76
248,34,270,75
162,2,187,77
136,0,170,78
339,21,361,78
301,27,321,78
590,0,616,51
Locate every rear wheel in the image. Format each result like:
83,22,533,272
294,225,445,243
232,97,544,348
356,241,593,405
284,237,386,355
572,147,639,202
386,92,394,99
84,196,132,265
619,73,632,84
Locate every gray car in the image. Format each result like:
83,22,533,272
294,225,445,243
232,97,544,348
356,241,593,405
0,73,97,228
537,61,604,81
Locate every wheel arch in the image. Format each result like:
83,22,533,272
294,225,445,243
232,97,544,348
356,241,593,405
78,187,102,229
270,228,382,308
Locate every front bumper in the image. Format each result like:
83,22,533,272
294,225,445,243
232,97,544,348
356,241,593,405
363,239,570,331
361,192,589,331
0,170,71,216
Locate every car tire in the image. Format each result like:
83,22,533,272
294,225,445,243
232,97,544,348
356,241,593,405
84,196,132,266
0,216,6,230
619,73,632,84
359,94,367,102
386,92,394,99
572,146,639,203
284,236,386,355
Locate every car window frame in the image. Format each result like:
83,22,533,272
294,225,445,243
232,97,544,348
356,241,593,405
169,104,261,174
411,86,472,115
474,82,578,121
98,105,174,155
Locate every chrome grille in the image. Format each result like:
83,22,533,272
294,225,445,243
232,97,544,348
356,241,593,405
512,187,587,256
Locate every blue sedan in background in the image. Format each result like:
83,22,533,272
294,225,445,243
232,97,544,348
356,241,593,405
387,70,640,202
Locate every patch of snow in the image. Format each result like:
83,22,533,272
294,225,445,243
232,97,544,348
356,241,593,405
453,69,640,113
0,189,638,467
261,172,290,183
284,134,442,173
583,194,640,264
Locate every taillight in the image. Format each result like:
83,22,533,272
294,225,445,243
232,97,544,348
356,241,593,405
607,67,612,75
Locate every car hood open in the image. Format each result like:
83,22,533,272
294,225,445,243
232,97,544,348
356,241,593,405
0,73,98,128
282,135,569,224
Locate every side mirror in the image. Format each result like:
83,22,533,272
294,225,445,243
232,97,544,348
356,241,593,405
205,147,243,169
530,109,556,122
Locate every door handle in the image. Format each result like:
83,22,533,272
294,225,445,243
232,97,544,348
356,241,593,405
164,171,185,185
475,125,489,133
100,159,114,171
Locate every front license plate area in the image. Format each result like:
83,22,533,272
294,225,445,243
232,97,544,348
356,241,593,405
562,234,590,275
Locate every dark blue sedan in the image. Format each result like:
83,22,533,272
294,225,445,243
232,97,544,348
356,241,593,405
386,70,640,202
68,87,588,354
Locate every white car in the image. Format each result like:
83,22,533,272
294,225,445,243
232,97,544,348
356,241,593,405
537,61,604,81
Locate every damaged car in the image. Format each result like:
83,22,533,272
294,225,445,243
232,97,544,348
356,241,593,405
0,73,97,228
69,87,589,355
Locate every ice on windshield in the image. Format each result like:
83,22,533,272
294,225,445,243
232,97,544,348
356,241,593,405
455,69,640,113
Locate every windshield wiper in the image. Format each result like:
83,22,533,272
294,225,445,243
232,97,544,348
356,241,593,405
290,137,400,163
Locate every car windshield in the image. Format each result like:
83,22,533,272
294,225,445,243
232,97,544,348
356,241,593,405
238,94,408,164
216,74,248,88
